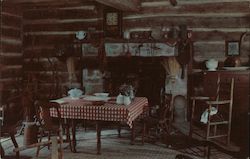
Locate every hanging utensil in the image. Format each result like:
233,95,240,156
176,25,191,79
176,41,191,79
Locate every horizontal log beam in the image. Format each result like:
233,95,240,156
139,2,250,14
95,0,140,11
1,43,22,53
37,82,81,87
124,27,250,34
141,0,250,5
5,0,82,4
23,34,74,46
1,56,23,65
191,28,250,32
124,13,249,19
24,21,102,32
23,44,61,58
24,18,102,25
23,33,103,46
2,28,21,38
1,14,22,28
1,25,22,31
0,65,23,70
24,9,98,20
1,36,22,45
0,69,23,79
0,77,22,83
1,3,22,14
23,62,67,72
24,30,102,35
123,17,250,30
1,12,23,18
192,31,243,41
193,43,225,61
178,0,249,4
25,4,96,11
0,52,23,57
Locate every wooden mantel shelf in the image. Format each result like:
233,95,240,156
104,38,178,45
77,38,179,57
104,41,178,57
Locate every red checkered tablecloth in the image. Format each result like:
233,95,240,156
50,97,148,128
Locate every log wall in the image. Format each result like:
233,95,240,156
125,0,250,65
22,3,103,97
0,3,23,102
21,1,250,97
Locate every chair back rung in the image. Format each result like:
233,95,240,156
207,134,228,139
209,121,229,125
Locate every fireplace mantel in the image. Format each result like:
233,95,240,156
105,42,178,57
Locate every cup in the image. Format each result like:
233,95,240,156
76,31,87,40
123,30,130,39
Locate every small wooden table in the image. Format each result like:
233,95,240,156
50,97,148,154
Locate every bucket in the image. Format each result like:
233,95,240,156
23,122,38,146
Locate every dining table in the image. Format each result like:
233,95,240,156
49,96,149,154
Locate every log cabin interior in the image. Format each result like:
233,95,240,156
0,0,249,158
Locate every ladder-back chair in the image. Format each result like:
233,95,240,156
35,100,64,158
0,98,20,159
189,75,234,145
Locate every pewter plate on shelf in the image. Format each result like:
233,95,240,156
222,66,250,70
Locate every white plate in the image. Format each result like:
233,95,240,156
94,93,109,97
84,96,110,102
50,99,67,104
222,66,249,71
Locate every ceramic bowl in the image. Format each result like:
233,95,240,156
206,59,218,71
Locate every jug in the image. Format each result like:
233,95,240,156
123,96,131,106
116,94,124,104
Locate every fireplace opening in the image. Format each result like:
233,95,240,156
104,57,166,107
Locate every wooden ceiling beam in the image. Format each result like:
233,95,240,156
95,0,140,11
139,1,250,14
141,0,249,4
5,0,67,3
3,0,91,6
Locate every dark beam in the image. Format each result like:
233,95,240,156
3,0,87,6
95,0,140,11
5,0,63,3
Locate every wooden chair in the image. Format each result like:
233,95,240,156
35,100,64,158
143,93,173,140
189,75,234,146
0,99,20,159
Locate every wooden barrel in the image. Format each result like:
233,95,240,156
23,122,38,146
